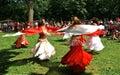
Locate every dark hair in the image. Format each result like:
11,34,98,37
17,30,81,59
38,19,46,26
90,17,99,25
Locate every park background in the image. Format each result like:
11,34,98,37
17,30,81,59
0,0,120,75
0,32,120,75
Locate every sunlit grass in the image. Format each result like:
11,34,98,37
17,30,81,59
0,32,120,75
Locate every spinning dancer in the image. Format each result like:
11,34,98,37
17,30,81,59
30,19,55,60
85,17,105,54
58,16,92,73
57,16,105,73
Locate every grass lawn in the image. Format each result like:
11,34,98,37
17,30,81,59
0,32,120,75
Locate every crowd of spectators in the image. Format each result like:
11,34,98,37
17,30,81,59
0,18,120,41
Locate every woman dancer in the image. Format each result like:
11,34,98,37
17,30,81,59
2,30,30,48
58,16,93,73
30,19,55,60
85,17,105,54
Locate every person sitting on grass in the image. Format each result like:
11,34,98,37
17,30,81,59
14,34,30,48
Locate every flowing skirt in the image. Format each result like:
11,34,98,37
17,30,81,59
61,45,92,72
31,38,55,60
85,36,104,51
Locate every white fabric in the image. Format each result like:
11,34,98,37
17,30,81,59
85,36,104,51
32,38,55,60
62,33,72,40
98,25,105,30
2,32,25,37
65,25,104,35
58,24,105,51
58,24,105,39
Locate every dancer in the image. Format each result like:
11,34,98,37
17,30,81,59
2,31,30,48
85,17,105,54
30,19,55,60
58,16,93,73
14,34,30,48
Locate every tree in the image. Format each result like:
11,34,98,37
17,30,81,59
34,0,50,20
1,0,120,22
48,0,87,21
25,0,34,22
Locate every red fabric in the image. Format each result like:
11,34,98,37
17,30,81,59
14,35,30,48
52,32,63,36
69,36,86,46
21,26,60,36
21,26,43,35
80,35,86,44
46,26,60,32
84,30,106,36
61,36,92,72
46,26,63,36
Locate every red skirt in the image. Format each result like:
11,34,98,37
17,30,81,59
14,35,30,48
61,45,92,72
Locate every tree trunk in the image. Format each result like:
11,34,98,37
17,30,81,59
28,7,34,22
28,0,34,23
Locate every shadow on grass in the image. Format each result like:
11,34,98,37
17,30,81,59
54,39,67,42
30,58,93,75
53,39,69,46
0,46,93,75
0,47,22,75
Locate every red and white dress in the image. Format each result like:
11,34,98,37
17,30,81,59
29,26,56,60
61,36,92,72
58,24,105,72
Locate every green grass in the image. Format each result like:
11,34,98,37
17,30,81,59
0,32,120,75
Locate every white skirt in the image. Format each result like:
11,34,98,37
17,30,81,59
85,36,104,51
31,38,55,60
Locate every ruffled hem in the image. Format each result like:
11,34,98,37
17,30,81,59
61,45,92,72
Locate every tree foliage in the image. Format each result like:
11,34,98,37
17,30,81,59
0,0,120,21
